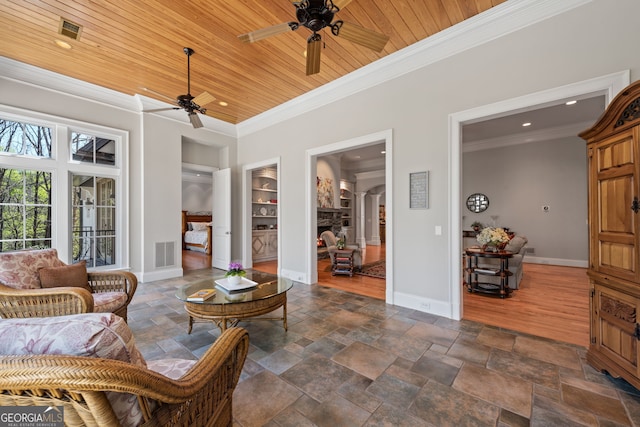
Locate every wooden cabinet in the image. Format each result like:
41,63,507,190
252,230,278,262
580,81,640,389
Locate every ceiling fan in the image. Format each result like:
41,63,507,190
238,0,389,75
142,47,215,128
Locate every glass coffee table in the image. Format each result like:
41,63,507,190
176,270,293,333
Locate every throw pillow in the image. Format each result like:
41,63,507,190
39,260,91,292
191,222,209,231
505,235,527,253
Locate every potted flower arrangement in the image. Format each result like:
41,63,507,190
476,227,510,252
225,262,246,285
471,221,483,232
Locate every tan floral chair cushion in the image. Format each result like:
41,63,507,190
0,248,65,289
0,313,150,426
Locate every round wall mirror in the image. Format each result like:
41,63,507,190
466,193,489,213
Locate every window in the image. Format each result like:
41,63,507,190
0,168,52,251
0,110,128,269
0,118,52,158
72,175,116,267
71,132,115,165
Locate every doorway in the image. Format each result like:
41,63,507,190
306,129,393,303
449,71,630,322
242,158,281,273
181,162,214,271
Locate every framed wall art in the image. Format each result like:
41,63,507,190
410,171,428,209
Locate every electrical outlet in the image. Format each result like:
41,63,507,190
542,205,550,213
420,302,431,310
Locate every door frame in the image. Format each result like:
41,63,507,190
242,158,281,272
306,129,394,303
448,71,630,321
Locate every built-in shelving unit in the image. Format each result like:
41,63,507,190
339,180,354,244
252,167,277,262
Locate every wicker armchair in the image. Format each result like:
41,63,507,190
0,248,137,321
0,314,249,427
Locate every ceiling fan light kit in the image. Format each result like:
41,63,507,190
142,47,216,128
238,0,388,76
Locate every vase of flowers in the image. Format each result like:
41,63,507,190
476,227,510,252
225,262,246,285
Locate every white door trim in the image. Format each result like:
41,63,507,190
242,158,281,272
448,70,630,321
306,129,394,303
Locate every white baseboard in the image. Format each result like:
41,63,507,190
393,291,452,318
137,267,183,283
524,256,588,268
280,268,309,284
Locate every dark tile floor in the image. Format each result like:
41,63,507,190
128,268,639,427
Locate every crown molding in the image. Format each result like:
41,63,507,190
463,121,594,152
236,0,593,137
0,57,237,138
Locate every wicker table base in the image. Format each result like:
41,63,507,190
176,271,293,333
184,292,288,333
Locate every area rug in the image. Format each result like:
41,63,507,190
355,260,385,279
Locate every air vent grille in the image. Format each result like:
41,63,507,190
59,18,82,40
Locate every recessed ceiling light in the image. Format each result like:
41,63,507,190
219,101,228,107
522,122,532,127
381,150,386,154
565,100,577,105
54,39,72,49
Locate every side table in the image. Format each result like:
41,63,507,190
332,249,354,277
464,249,513,298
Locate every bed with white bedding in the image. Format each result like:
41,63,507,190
181,210,212,255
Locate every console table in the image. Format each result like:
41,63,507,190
464,249,513,298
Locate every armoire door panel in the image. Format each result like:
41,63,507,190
596,133,634,172
595,285,639,371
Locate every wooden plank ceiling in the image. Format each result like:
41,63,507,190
0,0,505,124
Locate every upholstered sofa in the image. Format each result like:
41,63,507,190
0,248,137,321
0,313,249,426
320,230,363,269
473,235,528,289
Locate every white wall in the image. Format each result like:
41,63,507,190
463,137,589,264
237,0,640,310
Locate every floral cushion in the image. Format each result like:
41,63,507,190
0,248,65,289
0,313,150,426
93,291,128,313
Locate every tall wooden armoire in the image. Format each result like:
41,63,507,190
580,80,640,390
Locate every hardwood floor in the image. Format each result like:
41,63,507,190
182,249,212,271
253,244,387,300
185,247,589,347
463,263,590,347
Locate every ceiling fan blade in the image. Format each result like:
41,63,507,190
140,87,177,103
238,22,296,43
189,112,203,129
142,107,180,113
332,0,353,10
335,21,389,52
192,91,216,107
306,35,322,76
